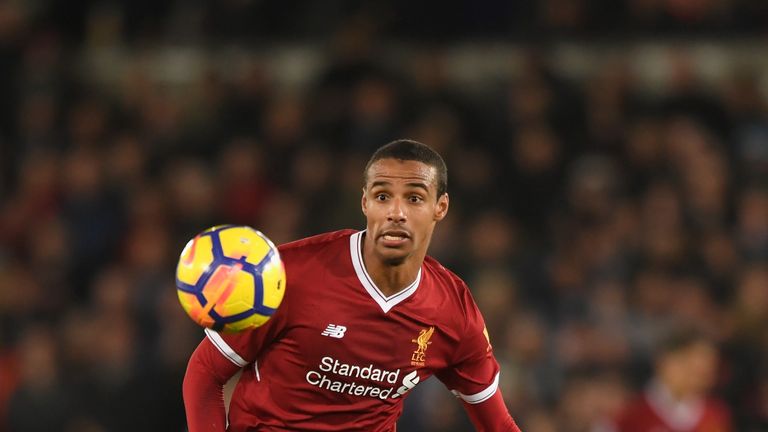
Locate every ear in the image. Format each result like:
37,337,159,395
434,193,449,221
361,187,368,216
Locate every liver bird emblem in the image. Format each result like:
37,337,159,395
411,326,435,366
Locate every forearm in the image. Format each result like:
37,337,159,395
183,337,242,432
462,389,521,432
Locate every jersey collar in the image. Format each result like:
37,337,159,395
350,230,421,313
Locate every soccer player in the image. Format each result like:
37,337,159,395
183,140,521,431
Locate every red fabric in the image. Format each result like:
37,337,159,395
614,393,732,432
463,390,521,432
192,230,502,431
0,351,20,431
183,338,241,432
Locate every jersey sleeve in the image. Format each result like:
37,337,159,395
435,284,500,404
204,244,301,366
203,295,290,367
462,390,521,432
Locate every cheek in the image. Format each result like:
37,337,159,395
365,208,385,223
413,213,436,233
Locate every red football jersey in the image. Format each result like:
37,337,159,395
613,383,732,432
204,230,500,431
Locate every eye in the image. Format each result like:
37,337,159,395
375,193,388,201
409,195,424,203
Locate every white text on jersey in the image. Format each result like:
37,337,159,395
305,356,418,400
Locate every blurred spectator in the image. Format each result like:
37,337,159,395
612,329,732,432
6,324,70,432
736,187,768,260
216,139,273,226
723,263,768,429
557,369,629,432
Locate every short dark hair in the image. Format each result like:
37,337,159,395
655,328,712,359
364,139,448,198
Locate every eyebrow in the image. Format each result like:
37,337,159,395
371,180,430,193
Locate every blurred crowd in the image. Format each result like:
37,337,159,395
7,0,768,44
2,2,768,432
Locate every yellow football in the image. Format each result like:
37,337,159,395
175,225,285,332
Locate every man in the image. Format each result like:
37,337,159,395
183,140,520,431
612,329,731,432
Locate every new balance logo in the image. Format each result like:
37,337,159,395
321,324,347,338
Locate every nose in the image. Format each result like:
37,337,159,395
387,198,407,223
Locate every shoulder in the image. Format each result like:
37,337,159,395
422,255,478,321
611,394,653,431
615,394,653,424
705,397,732,421
274,230,356,298
423,255,471,298
278,229,356,258
424,255,467,290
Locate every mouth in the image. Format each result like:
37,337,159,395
379,229,411,246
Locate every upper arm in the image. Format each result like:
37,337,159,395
203,300,289,367
435,282,500,404
202,260,294,366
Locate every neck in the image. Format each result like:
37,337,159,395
656,378,694,403
361,232,425,297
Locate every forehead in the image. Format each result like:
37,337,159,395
365,158,437,189
668,340,716,360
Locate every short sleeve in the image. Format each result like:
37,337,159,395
203,299,289,367
435,286,500,404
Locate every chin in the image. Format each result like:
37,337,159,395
378,250,409,266
382,256,407,266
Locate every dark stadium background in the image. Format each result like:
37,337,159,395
1,1,768,431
